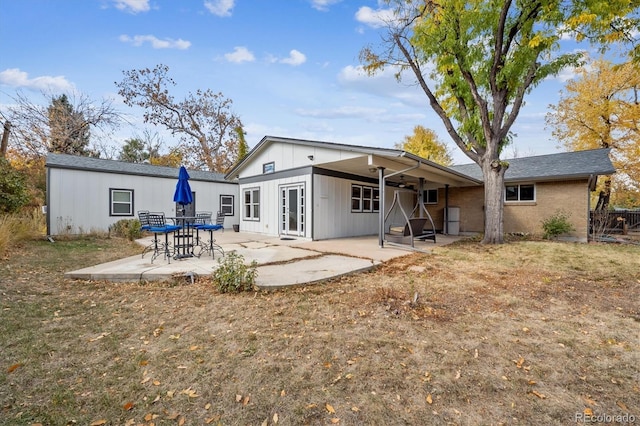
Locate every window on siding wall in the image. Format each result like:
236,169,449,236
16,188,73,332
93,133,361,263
351,184,379,213
220,195,234,216
110,189,133,216
351,185,362,212
243,188,260,220
505,184,535,202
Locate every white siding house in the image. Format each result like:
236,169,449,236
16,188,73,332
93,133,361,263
226,136,481,242
45,154,239,236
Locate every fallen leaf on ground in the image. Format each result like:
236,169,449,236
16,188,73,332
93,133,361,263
7,363,22,373
123,401,134,410
326,403,336,413
90,420,107,426
273,412,279,423
530,390,546,399
617,401,629,411
236,394,243,402
243,395,250,405
515,357,525,369
584,408,593,416
331,418,340,424
205,402,211,410
89,332,110,342
426,394,433,404
166,412,180,420
186,389,199,398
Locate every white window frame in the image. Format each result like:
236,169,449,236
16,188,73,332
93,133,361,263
110,188,133,216
243,188,260,221
424,189,438,204
505,183,536,202
351,185,363,212
220,195,234,216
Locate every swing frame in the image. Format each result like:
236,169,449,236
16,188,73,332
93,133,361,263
383,189,437,248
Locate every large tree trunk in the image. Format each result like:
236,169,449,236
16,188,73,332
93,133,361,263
481,159,507,244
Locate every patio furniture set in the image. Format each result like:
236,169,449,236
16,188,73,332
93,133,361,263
138,210,225,263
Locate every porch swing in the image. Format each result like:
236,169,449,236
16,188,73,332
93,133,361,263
384,190,437,248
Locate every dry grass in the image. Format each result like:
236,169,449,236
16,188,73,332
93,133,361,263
1,237,639,425
0,209,46,257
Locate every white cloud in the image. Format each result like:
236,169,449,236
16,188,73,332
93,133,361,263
296,105,386,119
280,50,307,66
310,0,342,12
119,34,191,49
204,0,234,17
113,0,150,14
0,68,75,92
355,6,395,29
224,46,255,63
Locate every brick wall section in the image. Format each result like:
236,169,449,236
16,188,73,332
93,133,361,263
430,180,589,239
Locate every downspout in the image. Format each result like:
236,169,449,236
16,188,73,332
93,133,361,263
445,184,449,235
378,167,385,247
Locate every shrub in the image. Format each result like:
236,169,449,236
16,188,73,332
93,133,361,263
212,251,258,293
0,158,30,213
109,219,143,241
541,210,575,239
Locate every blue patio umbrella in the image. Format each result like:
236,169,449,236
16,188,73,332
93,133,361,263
173,166,193,211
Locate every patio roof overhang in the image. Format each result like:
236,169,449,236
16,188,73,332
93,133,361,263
313,153,481,187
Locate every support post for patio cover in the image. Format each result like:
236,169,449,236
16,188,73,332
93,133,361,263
378,167,385,248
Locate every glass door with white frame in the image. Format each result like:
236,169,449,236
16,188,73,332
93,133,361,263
280,184,305,237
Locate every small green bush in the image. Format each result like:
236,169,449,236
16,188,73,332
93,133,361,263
110,219,142,241
541,210,575,239
212,251,258,293
0,158,30,213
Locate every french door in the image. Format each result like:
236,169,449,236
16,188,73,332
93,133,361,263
280,184,305,237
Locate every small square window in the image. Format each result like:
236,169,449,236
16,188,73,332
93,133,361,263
220,195,234,216
424,189,438,204
110,189,133,216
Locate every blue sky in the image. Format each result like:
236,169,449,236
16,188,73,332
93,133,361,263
0,0,618,164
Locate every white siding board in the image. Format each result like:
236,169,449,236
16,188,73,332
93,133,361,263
313,174,378,240
47,168,238,235
241,142,364,178
238,174,312,238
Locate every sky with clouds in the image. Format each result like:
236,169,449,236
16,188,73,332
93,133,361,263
0,0,624,164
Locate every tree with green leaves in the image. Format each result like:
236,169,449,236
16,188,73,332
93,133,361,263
396,125,453,166
116,64,243,173
235,126,249,163
361,0,638,243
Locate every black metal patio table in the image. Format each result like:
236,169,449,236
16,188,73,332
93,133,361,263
168,216,197,259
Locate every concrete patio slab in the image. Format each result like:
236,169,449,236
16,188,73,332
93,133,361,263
64,232,462,288
256,254,378,289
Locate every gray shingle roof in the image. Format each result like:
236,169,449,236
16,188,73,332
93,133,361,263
45,153,228,183
450,149,615,182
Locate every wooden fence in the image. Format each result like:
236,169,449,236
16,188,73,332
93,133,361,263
590,210,640,234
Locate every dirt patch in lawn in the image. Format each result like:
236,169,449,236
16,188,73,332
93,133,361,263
1,237,639,425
